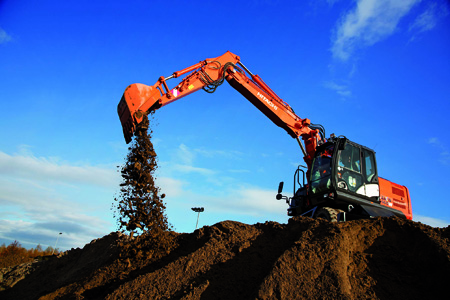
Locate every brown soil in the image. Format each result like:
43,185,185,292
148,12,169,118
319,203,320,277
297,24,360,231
1,216,449,300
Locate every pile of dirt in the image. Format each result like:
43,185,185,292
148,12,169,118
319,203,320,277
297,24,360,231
1,216,449,299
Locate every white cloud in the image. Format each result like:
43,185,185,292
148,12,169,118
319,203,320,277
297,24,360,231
0,151,119,188
0,146,242,247
236,188,286,215
0,189,111,250
414,214,449,228
194,148,243,160
428,137,439,145
170,185,286,218
176,144,195,166
173,164,216,175
326,0,341,6
323,81,352,97
228,169,251,173
331,0,420,61
409,3,438,33
0,150,119,249
409,1,449,39
0,218,107,250
0,28,11,44
155,172,290,233
157,146,288,230
165,143,243,176
174,143,243,165
428,137,450,165
157,176,185,197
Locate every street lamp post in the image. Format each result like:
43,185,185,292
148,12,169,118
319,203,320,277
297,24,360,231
52,232,62,255
191,207,204,230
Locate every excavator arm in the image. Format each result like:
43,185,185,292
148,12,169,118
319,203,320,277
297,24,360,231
118,51,323,177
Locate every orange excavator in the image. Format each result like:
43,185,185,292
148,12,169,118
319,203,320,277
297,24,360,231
118,51,412,222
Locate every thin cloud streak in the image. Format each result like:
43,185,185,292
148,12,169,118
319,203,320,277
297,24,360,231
408,1,449,41
0,28,11,44
414,214,449,228
323,81,352,97
331,0,420,61
173,164,216,175
0,151,120,188
0,150,118,250
428,137,450,165
0,219,107,250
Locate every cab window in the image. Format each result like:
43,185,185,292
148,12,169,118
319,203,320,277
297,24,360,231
363,149,376,182
337,143,363,194
339,144,361,172
310,146,333,194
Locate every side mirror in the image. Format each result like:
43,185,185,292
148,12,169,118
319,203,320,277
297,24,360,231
278,181,284,194
276,181,284,200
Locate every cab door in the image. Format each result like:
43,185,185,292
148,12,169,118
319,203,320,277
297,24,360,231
309,145,334,195
336,142,379,200
362,148,379,199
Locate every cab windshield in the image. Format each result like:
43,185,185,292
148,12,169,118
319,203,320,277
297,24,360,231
337,143,363,194
338,144,361,172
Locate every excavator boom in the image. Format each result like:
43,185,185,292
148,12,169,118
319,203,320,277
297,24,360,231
118,51,322,173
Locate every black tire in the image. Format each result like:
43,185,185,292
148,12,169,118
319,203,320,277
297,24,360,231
315,207,341,222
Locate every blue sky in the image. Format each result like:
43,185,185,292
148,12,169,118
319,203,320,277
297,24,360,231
1,0,449,250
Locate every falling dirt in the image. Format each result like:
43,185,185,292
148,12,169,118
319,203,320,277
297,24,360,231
114,113,170,237
111,112,177,274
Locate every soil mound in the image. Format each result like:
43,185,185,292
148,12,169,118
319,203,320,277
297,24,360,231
1,216,449,300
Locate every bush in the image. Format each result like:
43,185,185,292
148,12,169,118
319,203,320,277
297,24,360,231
0,241,59,268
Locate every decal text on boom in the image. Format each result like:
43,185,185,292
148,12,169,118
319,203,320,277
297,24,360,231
257,92,277,110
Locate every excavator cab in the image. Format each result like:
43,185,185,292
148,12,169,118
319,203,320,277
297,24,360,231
307,138,382,212
335,141,379,199
285,136,412,220
309,139,379,197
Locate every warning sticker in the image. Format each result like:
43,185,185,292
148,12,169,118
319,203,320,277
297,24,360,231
380,195,393,207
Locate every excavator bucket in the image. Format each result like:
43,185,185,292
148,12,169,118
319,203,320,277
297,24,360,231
118,83,160,143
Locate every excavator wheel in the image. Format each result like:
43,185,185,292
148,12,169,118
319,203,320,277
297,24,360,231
315,207,341,222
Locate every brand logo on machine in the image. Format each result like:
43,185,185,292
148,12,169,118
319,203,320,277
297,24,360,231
257,92,277,110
